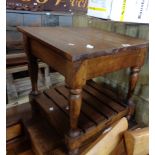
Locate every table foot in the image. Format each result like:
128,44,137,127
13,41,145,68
29,91,40,117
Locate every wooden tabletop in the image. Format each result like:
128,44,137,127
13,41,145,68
18,26,148,62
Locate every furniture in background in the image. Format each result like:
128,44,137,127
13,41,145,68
6,10,71,104
6,53,51,105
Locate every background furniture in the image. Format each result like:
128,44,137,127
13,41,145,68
6,10,71,104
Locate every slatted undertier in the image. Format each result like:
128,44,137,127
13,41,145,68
33,80,129,138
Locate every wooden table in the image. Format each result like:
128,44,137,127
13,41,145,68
18,26,148,155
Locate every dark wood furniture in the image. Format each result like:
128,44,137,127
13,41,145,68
18,26,148,155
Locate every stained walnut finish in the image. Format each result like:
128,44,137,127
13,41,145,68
18,26,148,155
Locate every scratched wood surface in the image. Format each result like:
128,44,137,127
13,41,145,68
18,26,148,62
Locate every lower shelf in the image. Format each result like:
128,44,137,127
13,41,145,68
34,80,129,137
7,96,137,155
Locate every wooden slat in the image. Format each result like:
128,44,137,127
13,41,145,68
7,123,22,141
6,53,27,67
45,89,96,132
54,85,69,98
45,89,68,112
56,85,107,125
35,94,69,136
82,91,116,119
7,62,47,74
81,103,107,125
6,58,27,67
83,84,125,112
87,80,126,106
6,53,26,59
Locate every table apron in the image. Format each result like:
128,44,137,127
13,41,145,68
29,38,147,87
30,39,72,77
86,49,146,79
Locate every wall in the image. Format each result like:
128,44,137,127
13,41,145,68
6,10,73,54
72,14,149,126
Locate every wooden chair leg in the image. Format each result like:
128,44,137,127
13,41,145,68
126,66,140,120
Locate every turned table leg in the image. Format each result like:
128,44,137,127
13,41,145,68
28,54,40,111
126,66,141,120
23,35,40,114
28,55,39,96
67,88,82,155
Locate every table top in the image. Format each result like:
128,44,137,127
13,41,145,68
18,26,148,62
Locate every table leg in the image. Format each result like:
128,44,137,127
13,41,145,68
127,66,140,120
23,35,40,114
28,55,40,115
67,88,82,155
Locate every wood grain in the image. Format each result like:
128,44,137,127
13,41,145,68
7,123,22,141
124,127,149,155
18,26,148,62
